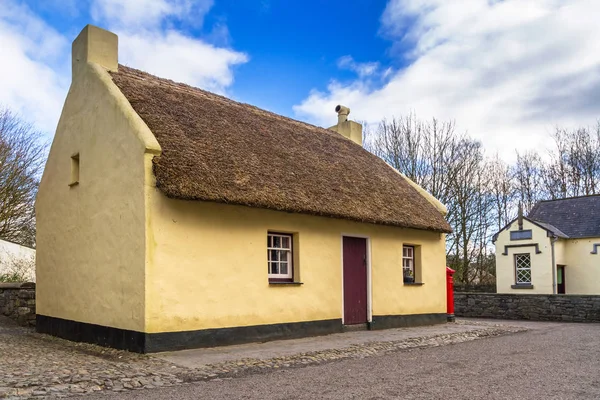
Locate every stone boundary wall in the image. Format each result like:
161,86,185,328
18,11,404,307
455,293,600,322
453,284,496,293
0,282,36,326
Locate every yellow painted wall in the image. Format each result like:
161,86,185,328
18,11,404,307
554,240,567,266
495,219,554,294
496,219,600,295
38,26,447,336
36,62,159,331
145,188,447,333
563,238,600,294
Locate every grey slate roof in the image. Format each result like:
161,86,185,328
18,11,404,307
532,220,569,239
528,195,600,239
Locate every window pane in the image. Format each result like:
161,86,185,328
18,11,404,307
280,250,288,262
280,262,288,275
270,262,279,275
270,249,279,262
273,236,281,248
282,236,290,248
267,235,272,247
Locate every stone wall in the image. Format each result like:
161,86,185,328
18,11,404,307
0,282,36,326
453,284,496,293
455,293,600,322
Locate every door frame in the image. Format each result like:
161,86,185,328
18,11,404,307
557,265,566,294
340,234,372,325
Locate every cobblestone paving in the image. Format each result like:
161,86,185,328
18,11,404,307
0,319,185,399
0,317,526,399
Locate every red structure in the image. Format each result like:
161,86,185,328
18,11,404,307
446,267,456,322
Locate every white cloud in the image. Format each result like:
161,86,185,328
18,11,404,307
337,55,380,78
294,0,600,160
0,1,69,136
91,0,248,94
120,31,247,92
0,0,247,137
91,0,214,30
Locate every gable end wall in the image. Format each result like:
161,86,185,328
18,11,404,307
36,63,157,332
495,219,553,294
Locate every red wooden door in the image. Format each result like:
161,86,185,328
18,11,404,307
343,237,368,325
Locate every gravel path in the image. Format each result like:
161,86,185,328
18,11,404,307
75,321,600,400
0,316,525,399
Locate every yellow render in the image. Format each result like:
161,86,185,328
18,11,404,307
145,190,447,333
563,238,600,294
36,26,160,332
495,219,554,294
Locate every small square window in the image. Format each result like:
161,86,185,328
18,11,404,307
267,232,293,282
69,153,80,186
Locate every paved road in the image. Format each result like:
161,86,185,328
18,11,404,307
77,321,600,400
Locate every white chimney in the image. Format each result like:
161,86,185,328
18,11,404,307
328,104,363,146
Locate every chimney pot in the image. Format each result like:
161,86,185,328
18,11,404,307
328,104,362,146
335,105,350,124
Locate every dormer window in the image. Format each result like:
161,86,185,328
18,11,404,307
69,153,79,186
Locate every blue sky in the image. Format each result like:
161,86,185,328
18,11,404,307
2,0,600,160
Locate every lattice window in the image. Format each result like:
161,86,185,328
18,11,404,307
267,233,293,281
515,253,531,284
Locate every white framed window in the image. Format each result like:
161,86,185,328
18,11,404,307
515,253,532,284
268,232,293,281
402,245,415,283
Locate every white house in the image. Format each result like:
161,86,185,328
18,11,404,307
0,239,36,282
493,195,600,294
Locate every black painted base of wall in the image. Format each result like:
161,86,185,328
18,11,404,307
36,315,344,353
36,314,147,353
145,318,343,353
37,312,447,353
370,313,447,330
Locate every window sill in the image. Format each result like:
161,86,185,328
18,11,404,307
511,284,534,289
269,281,303,286
68,181,79,187
404,282,425,286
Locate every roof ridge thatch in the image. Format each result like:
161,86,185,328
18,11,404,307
110,65,452,233
115,65,342,139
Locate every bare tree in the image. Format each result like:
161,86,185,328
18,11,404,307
368,114,494,284
368,114,600,287
488,155,515,229
0,107,46,247
512,151,544,214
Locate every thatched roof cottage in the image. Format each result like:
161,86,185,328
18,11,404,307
36,25,451,352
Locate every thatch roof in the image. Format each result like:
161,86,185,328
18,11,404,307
110,66,451,233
